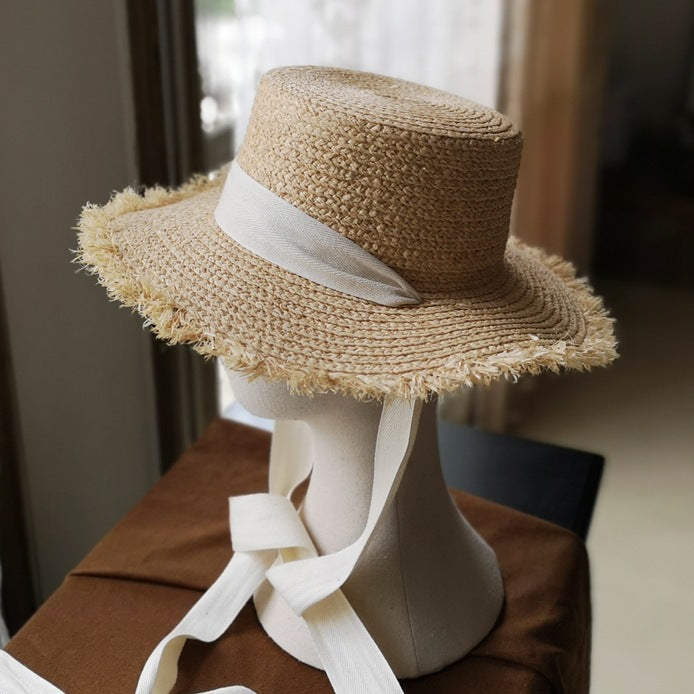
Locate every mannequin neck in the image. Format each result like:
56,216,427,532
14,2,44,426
300,398,439,555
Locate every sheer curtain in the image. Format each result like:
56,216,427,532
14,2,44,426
197,0,503,147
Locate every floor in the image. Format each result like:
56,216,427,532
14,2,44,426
510,280,694,694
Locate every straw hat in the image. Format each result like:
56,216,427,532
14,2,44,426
77,66,616,401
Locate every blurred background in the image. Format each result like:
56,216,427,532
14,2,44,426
1,1,692,691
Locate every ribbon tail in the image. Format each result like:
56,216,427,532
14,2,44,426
0,650,65,694
135,550,275,694
304,591,404,694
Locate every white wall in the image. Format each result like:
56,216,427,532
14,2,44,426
0,1,160,598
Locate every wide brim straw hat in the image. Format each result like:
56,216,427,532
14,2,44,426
77,66,617,401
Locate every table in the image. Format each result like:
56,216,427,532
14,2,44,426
6,418,592,693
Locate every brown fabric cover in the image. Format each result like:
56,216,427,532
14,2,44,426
7,419,591,693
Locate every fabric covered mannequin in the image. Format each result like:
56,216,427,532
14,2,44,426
227,371,503,678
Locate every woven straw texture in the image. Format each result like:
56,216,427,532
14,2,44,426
77,66,617,401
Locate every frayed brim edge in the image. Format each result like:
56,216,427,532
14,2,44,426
75,175,618,402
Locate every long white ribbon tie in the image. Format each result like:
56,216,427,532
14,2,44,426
214,160,421,307
0,650,65,694
0,401,420,694
266,400,421,616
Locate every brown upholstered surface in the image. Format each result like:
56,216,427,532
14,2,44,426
7,419,591,693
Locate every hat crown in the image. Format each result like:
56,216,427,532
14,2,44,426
237,66,522,294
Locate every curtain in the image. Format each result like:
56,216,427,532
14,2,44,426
197,0,504,147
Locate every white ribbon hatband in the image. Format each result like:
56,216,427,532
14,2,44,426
214,161,421,307
0,400,420,694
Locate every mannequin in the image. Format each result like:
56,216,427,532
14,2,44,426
227,371,503,679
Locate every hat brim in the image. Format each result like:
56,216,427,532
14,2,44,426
77,170,617,401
